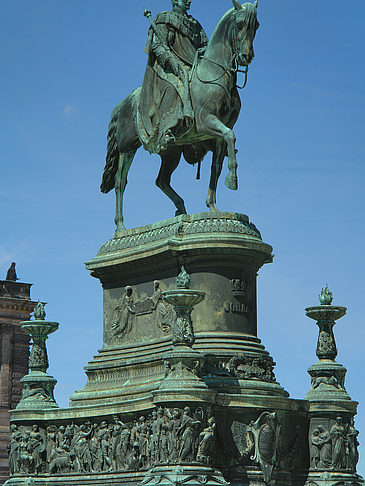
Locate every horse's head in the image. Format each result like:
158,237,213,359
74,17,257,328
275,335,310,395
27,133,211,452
232,0,260,66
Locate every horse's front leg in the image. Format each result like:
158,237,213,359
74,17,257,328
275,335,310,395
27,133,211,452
203,114,238,191
206,140,226,211
156,148,187,216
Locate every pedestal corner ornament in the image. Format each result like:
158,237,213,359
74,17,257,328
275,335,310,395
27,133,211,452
305,286,350,402
153,267,213,405
305,287,362,486
15,302,59,411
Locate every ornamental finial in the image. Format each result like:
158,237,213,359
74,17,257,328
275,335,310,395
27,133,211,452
319,284,333,306
176,266,191,289
33,301,46,320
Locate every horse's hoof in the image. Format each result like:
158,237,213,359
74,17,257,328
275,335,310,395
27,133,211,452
114,223,126,237
225,174,238,191
206,203,219,212
175,209,187,216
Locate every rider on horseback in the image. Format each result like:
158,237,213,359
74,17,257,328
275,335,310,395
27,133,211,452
101,1,259,230
138,0,208,154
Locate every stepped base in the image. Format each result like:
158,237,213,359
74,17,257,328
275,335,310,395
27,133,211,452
304,470,364,486
10,212,358,485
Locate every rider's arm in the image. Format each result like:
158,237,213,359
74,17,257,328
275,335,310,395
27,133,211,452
150,28,180,76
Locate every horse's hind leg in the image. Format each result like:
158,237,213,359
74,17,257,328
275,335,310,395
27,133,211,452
115,150,136,233
206,140,226,212
156,148,187,216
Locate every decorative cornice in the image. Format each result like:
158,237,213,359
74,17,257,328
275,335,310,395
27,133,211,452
93,212,262,258
0,298,37,313
0,280,32,299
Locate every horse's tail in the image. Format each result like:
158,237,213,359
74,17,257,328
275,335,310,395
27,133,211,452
100,104,120,194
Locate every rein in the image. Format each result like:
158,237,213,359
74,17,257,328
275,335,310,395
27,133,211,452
196,56,248,89
194,12,250,90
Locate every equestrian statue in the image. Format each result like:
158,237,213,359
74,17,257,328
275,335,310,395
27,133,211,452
101,0,259,231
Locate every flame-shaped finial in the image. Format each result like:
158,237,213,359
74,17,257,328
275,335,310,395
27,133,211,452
33,301,46,320
176,266,190,289
319,284,333,306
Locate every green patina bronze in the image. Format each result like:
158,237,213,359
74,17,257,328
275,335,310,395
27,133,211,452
16,304,59,411
5,218,364,486
305,287,350,402
100,0,259,232
304,289,362,481
5,3,364,486
319,284,334,306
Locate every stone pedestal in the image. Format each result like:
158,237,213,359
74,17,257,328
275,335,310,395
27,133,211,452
70,212,289,413
0,280,36,484
8,214,361,486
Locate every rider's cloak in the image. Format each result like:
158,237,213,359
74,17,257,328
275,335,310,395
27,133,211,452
136,10,208,155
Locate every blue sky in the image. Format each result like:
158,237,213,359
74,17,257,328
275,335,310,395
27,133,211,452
1,0,365,475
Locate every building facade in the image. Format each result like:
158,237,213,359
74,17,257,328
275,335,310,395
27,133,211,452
0,278,36,484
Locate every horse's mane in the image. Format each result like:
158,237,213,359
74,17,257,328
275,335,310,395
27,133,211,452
209,3,259,45
209,7,235,43
244,4,260,37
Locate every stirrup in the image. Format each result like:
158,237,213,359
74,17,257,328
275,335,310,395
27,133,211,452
160,131,176,151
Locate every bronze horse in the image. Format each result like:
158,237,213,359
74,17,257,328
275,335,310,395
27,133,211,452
101,1,259,231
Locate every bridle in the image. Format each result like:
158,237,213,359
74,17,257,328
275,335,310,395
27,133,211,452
195,10,253,90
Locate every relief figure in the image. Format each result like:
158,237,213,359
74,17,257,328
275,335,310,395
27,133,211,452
178,407,200,461
330,417,346,470
197,417,217,465
310,429,321,469
110,286,136,343
73,423,93,472
153,281,175,332
8,425,22,474
346,418,359,471
318,425,332,468
28,425,43,474
9,405,218,476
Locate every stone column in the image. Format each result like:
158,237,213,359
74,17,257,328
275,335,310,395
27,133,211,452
304,286,362,486
0,279,37,484
15,302,59,411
